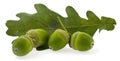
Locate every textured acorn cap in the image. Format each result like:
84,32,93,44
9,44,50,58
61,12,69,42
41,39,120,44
26,29,49,48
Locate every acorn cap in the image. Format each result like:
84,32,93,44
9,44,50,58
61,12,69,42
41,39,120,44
26,29,49,48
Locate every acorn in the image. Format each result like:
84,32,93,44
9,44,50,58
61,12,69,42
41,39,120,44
12,36,33,56
48,29,69,51
70,32,94,51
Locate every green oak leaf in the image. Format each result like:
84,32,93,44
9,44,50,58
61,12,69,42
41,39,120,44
6,4,116,37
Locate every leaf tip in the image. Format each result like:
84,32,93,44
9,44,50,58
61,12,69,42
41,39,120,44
99,16,116,31
34,4,47,12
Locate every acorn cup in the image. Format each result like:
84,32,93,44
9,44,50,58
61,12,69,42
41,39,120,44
25,29,49,48
48,29,69,51
70,31,94,51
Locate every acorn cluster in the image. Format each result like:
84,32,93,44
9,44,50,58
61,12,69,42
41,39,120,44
12,29,94,56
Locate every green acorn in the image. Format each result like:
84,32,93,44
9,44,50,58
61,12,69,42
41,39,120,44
48,29,69,51
70,32,94,51
12,36,33,56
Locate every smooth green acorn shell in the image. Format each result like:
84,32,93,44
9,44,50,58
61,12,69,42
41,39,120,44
70,32,94,51
48,29,69,51
26,29,49,48
12,36,33,56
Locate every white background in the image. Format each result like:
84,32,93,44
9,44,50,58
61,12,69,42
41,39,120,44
0,0,120,61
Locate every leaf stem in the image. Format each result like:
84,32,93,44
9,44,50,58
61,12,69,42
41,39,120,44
57,16,68,32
